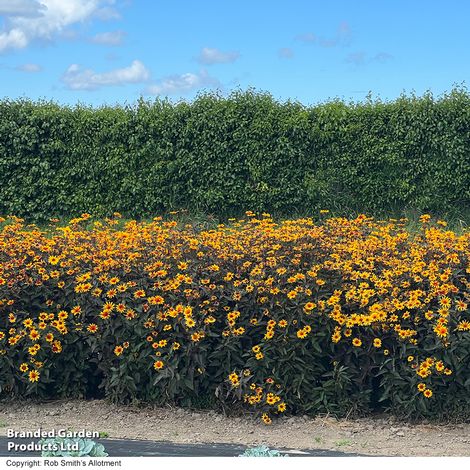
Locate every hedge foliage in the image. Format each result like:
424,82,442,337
0,87,469,221
1,213,470,421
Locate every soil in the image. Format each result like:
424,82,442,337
1,399,469,457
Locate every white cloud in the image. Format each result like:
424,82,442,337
92,5,120,20
297,21,352,48
0,28,28,50
296,32,317,43
0,0,47,17
61,59,150,90
91,29,125,45
337,21,352,43
372,52,393,62
278,47,294,59
0,0,121,53
146,69,221,96
346,51,393,66
196,47,240,65
58,28,80,40
346,51,366,65
16,62,42,72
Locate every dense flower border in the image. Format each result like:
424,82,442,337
1,212,469,421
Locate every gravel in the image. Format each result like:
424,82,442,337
1,399,469,456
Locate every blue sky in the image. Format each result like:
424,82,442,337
0,0,469,106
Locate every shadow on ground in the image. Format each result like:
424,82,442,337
0,437,368,457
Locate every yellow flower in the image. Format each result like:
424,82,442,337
297,329,308,339
261,413,272,425
331,332,341,343
134,289,146,299
434,324,448,338
28,370,40,382
303,302,316,313
229,372,239,382
266,395,276,405
48,256,60,265
277,402,286,413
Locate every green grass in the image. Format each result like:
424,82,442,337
334,439,352,447
2,207,469,234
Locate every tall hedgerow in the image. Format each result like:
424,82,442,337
0,87,469,221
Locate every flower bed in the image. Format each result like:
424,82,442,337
1,212,469,421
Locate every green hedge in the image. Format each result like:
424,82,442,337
0,87,469,221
